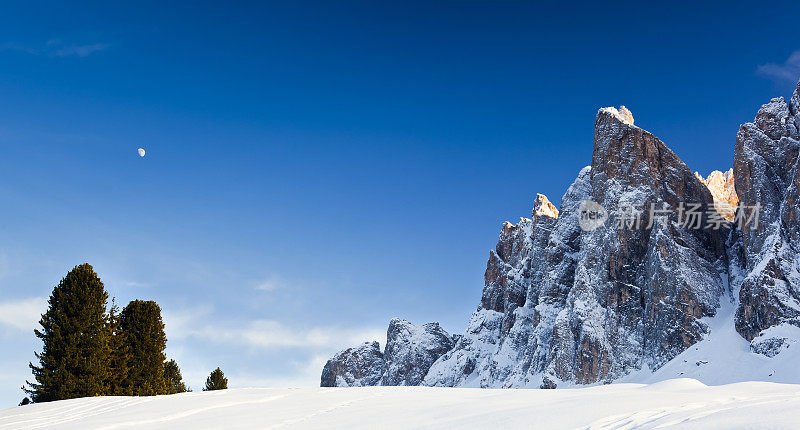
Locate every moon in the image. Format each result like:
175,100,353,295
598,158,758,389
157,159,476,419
138,148,145,157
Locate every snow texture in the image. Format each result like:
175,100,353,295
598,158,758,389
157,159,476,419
3,379,800,429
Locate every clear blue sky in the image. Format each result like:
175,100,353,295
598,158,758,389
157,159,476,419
1,0,800,407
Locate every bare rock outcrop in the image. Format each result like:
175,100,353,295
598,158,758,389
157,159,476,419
321,319,454,387
380,319,455,386
320,341,384,387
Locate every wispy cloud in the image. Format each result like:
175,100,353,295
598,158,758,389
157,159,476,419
255,274,284,292
757,51,800,83
0,297,47,331
192,320,384,351
52,43,109,58
124,281,150,288
203,320,384,350
165,307,384,351
0,39,109,58
162,305,214,339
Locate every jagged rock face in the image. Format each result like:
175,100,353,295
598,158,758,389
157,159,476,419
481,194,559,333
426,107,727,387
324,82,800,387
734,81,800,342
321,320,454,387
734,94,800,258
423,191,567,388
380,319,455,386
320,341,384,387
576,108,727,377
481,219,531,315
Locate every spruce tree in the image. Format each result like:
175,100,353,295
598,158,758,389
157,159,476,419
119,300,168,395
24,263,112,402
163,359,188,394
203,367,228,391
105,299,131,395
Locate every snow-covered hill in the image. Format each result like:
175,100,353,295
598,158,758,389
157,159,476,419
2,380,799,429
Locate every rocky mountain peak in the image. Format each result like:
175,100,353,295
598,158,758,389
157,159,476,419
320,320,454,387
320,341,384,387
323,76,800,389
532,193,559,219
733,78,800,342
696,169,738,221
600,106,634,126
381,319,455,386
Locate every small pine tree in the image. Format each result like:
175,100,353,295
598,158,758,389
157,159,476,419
19,397,30,406
24,264,112,402
163,359,188,394
203,367,228,391
119,300,168,395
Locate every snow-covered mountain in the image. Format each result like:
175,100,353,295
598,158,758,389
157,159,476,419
322,79,800,389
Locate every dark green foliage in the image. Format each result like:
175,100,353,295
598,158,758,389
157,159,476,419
163,359,188,394
24,264,112,403
203,367,228,391
104,300,131,395
18,397,30,406
23,263,193,401
118,300,167,395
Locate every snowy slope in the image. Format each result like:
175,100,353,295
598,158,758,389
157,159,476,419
621,291,800,386
2,380,800,429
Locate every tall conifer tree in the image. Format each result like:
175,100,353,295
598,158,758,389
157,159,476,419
24,264,111,402
119,300,168,395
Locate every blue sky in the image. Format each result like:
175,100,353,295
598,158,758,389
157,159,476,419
1,0,800,407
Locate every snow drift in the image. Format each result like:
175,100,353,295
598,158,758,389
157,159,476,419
2,379,799,429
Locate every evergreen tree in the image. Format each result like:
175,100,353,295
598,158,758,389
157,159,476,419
163,359,188,394
118,300,168,395
203,367,228,391
18,397,30,406
24,264,112,402
104,299,131,395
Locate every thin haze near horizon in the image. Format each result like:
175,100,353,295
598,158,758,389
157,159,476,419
1,1,800,407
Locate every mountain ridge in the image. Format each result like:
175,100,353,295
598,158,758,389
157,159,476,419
321,78,800,389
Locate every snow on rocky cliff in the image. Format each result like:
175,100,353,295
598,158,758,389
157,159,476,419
732,81,800,345
322,79,800,390
322,319,453,387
